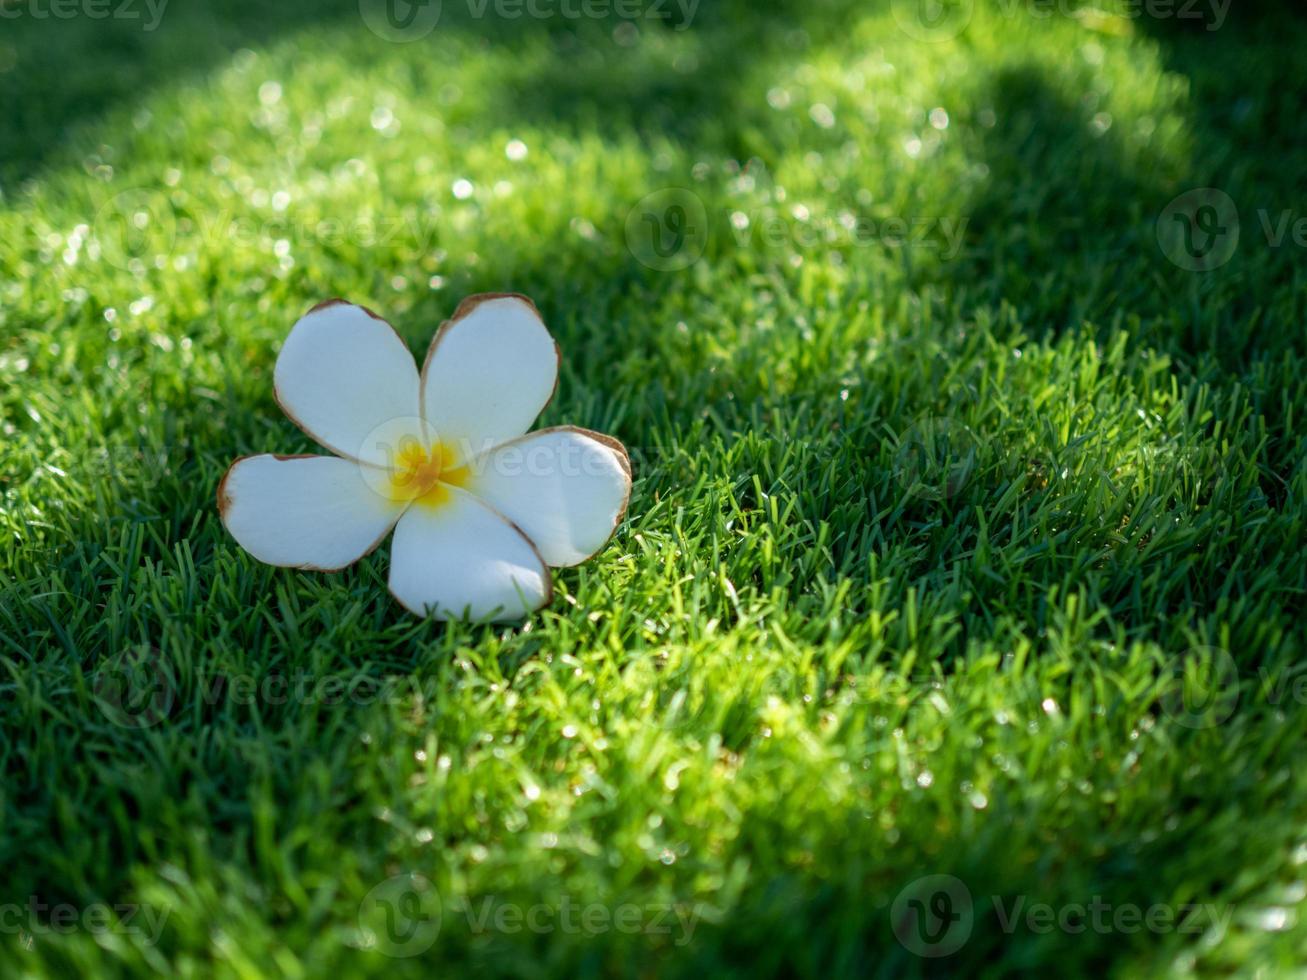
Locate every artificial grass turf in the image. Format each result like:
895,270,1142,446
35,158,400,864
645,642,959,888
1,0,1306,975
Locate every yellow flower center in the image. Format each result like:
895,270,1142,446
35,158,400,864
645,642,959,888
388,439,471,508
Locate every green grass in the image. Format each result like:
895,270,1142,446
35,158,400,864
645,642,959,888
2,0,1306,975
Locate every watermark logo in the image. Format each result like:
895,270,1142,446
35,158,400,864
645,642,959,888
891,0,973,42
625,188,709,272
891,874,973,957
893,416,979,502
92,645,176,729
357,874,442,957
359,0,443,41
1159,646,1240,729
894,876,1233,957
1156,187,1240,272
93,189,178,273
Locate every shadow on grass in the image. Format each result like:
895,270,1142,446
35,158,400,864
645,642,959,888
4,4,1307,975
0,0,858,185
0,0,356,184
951,6,1307,365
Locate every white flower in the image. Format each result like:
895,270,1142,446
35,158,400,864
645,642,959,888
218,294,632,621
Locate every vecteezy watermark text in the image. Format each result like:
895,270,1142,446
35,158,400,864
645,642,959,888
625,187,969,272
359,0,697,42
724,208,968,259
892,0,1229,43
892,874,1232,957
0,0,169,30
0,898,170,946
91,189,443,273
463,894,703,946
356,874,707,958
463,0,698,26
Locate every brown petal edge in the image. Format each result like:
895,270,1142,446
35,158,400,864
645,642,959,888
466,424,633,567
385,486,555,620
273,299,415,466
419,292,562,425
553,425,633,564
216,453,398,573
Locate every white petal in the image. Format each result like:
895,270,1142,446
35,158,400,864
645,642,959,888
275,300,423,465
218,455,404,570
465,427,631,567
387,488,551,621
420,294,559,459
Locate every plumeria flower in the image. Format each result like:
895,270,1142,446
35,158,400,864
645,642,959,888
218,294,631,620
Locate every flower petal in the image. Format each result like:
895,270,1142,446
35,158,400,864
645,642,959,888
218,454,404,570
465,427,631,567
275,300,423,465
387,488,551,621
420,294,559,459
